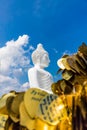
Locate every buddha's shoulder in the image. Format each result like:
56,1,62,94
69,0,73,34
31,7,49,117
28,67,38,73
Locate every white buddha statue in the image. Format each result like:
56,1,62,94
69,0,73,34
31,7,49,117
28,43,53,92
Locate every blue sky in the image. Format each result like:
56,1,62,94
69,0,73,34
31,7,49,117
0,0,87,95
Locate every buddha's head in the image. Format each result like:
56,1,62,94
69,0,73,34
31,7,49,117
31,44,50,68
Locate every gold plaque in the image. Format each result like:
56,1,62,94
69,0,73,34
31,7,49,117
37,94,67,125
24,88,48,118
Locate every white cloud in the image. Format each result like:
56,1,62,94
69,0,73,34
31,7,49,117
29,45,35,51
13,68,23,78
53,48,58,54
33,0,41,16
62,50,72,56
0,75,17,84
33,0,60,17
22,82,29,89
0,35,33,96
0,35,30,75
0,74,21,96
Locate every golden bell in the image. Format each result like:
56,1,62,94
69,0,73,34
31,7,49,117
35,118,57,130
0,114,8,130
59,118,72,130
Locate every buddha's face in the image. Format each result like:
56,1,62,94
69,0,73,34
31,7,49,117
40,53,50,68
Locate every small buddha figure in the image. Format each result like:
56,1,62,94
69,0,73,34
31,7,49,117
28,43,53,92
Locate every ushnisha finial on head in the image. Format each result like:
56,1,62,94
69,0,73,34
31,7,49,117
36,43,46,52
28,43,53,92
